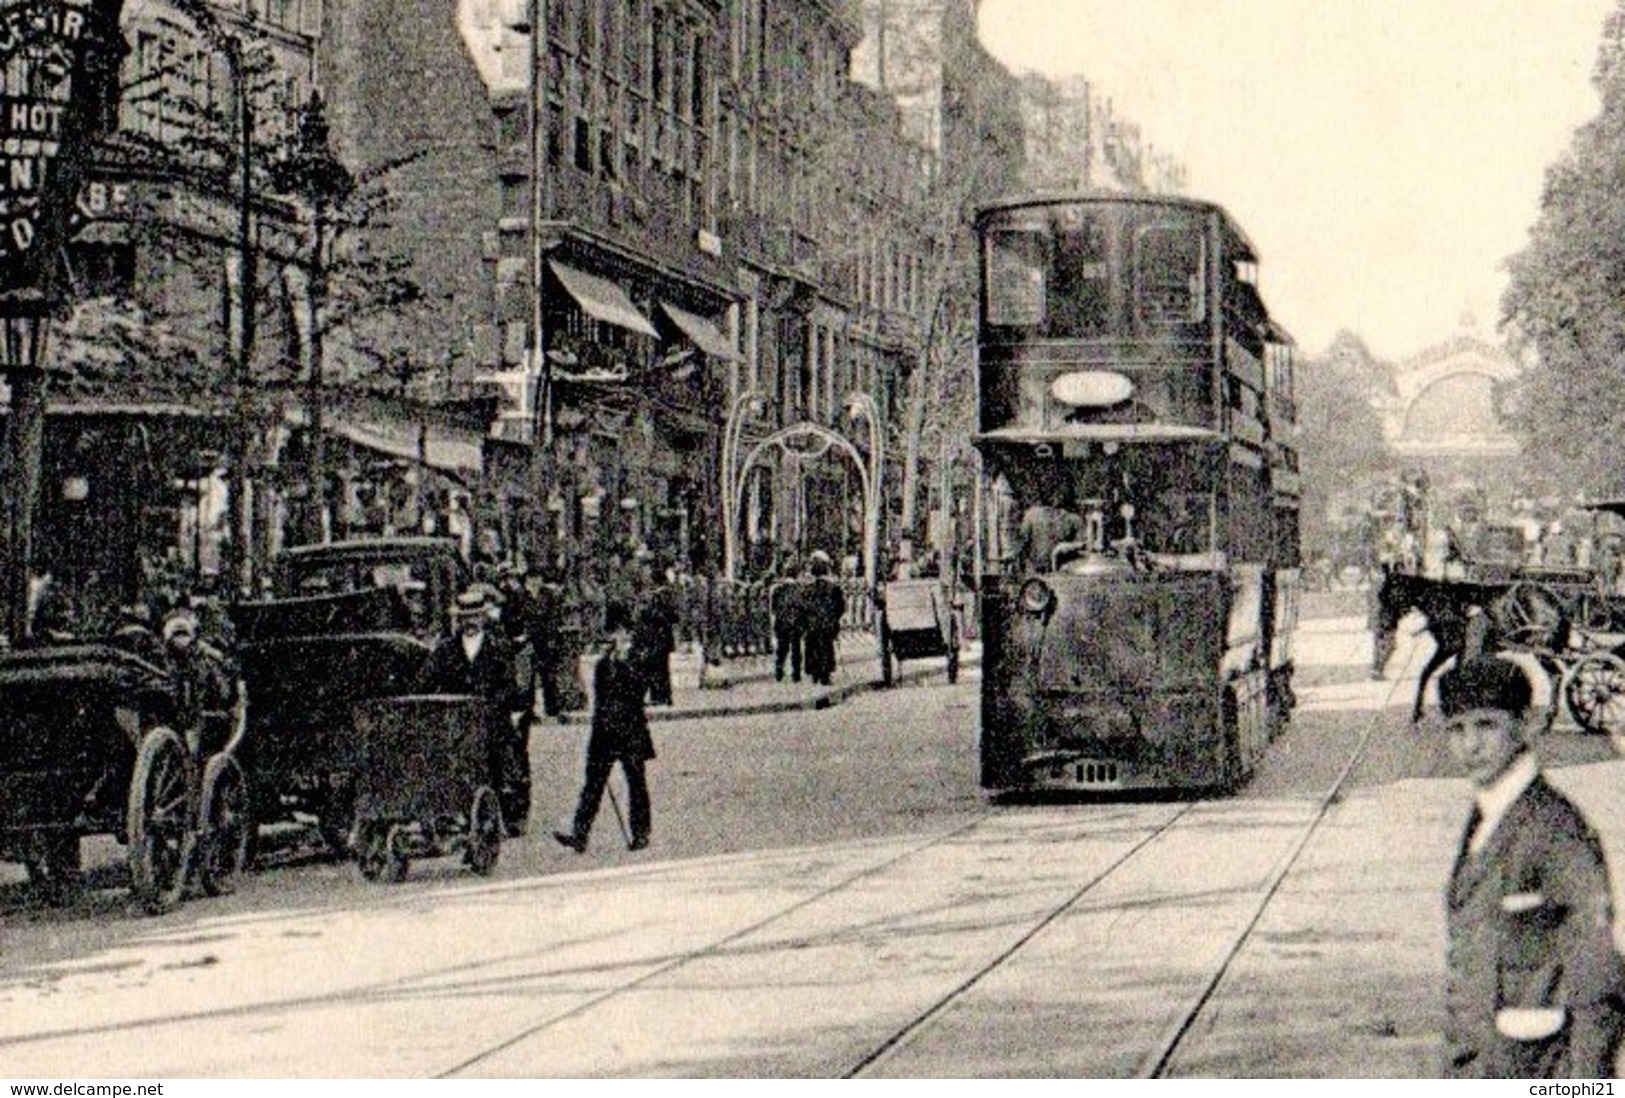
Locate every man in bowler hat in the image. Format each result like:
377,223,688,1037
554,601,654,853
1440,655,1625,1078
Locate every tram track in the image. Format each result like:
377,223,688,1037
843,641,1420,1080
0,627,1430,1078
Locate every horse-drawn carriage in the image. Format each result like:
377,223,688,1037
875,578,962,687
1377,499,1625,737
0,643,248,911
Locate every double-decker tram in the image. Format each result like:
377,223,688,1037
973,194,1301,794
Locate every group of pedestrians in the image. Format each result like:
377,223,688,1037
768,551,848,687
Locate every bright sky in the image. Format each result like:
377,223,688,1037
977,0,1616,359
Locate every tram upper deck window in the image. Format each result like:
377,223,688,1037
985,228,1048,328
1135,223,1206,326
1049,212,1111,336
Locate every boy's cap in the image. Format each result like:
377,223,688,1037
1439,656,1533,718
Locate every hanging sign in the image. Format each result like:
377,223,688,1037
0,0,122,311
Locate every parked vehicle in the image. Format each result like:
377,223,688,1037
230,538,469,852
876,579,961,686
0,643,247,912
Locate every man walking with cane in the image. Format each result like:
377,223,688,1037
554,602,654,853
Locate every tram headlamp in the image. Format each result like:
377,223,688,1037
1019,579,1056,615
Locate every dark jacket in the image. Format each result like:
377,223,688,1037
770,578,806,632
1445,772,1625,1078
632,585,679,658
589,652,655,762
803,576,847,635
418,630,527,717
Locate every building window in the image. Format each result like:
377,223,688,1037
573,116,593,172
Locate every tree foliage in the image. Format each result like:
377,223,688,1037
1296,330,1397,558
1501,2,1625,492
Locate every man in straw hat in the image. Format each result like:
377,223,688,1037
419,587,532,837
1439,655,1625,1077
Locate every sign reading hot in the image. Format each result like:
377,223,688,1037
0,0,122,306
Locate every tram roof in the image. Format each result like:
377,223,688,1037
974,192,1257,262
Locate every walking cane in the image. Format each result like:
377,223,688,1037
606,779,633,848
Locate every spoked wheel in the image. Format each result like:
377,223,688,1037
23,833,82,906
1563,651,1625,739
1494,583,1568,650
464,786,502,876
127,728,194,915
196,755,252,897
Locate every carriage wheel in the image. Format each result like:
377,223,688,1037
464,786,502,876
1495,583,1568,649
196,755,252,897
127,728,193,915
23,834,82,906
1563,652,1625,738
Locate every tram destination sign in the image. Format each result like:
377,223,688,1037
0,0,121,311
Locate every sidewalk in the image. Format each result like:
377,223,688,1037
554,631,978,724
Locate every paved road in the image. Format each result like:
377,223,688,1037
2,607,1622,1076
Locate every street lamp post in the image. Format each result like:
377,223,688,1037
273,94,354,546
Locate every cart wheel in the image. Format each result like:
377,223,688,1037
197,755,252,897
1495,583,1567,649
1563,651,1625,738
384,823,411,883
357,825,389,882
127,728,193,915
23,834,82,906
465,786,502,876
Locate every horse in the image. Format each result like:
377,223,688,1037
1373,570,1516,722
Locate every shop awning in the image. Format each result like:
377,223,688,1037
549,261,658,338
327,416,484,479
661,301,739,361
